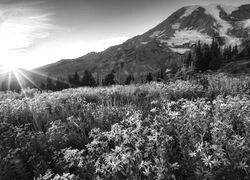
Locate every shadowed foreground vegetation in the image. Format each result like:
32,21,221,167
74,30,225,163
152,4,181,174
0,73,250,180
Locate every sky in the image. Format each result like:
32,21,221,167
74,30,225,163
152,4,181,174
0,0,249,69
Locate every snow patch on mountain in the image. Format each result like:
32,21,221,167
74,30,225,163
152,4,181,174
169,47,191,54
228,37,242,46
150,30,165,38
242,19,250,29
181,5,199,19
203,4,239,45
141,42,149,45
219,4,238,15
204,4,230,34
167,29,212,47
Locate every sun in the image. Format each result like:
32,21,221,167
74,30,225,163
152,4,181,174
0,52,22,73
3,64,19,72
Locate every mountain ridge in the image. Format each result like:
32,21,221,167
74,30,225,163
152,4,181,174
34,3,250,81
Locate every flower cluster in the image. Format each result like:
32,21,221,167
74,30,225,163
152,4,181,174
0,73,249,180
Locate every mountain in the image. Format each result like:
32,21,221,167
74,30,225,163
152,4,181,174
35,4,250,82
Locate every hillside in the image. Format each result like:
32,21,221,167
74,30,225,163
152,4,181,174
34,4,250,81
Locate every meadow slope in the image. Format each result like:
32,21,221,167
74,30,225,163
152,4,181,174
0,73,250,180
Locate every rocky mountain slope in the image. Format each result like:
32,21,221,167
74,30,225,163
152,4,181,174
35,4,250,81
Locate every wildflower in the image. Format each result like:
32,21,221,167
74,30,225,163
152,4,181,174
189,152,197,157
202,155,213,168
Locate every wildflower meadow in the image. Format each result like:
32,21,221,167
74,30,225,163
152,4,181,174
0,73,249,180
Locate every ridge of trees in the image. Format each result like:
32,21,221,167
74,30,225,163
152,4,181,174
193,39,250,72
1,40,250,92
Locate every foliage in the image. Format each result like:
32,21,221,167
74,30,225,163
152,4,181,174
0,73,249,180
124,75,134,85
103,70,116,86
146,73,153,82
194,40,222,72
81,70,96,87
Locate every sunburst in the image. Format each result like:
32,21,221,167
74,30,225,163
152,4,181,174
0,65,72,94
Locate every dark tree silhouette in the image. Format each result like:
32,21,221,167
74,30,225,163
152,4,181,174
72,72,80,86
194,40,223,72
209,40,222,70
124,75,134,85
0,81,7,91
40,81,46,90
184,52,192,67
55,78,69,91
46,76,54,90
194,41,206,72
232,45,239,60
203,44,212,69
241,44,250,59
146,72,153,82
81,70,96,87
68,74,73,85
223,45,232,63
103,70,116,86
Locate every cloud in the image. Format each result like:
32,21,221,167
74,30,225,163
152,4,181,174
0,1,54,66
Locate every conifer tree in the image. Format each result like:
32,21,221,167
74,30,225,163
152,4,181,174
81,70,96,87
209,40,222,70
72,72,80,86
184,52,192,67
40,81,46,90
103,70,116,86
223,45,232,63
55,78,69,91
244,44,250,59
68,74,73,85
232,45,239,59
194,41,206,72
46,76,54,90
203,44,211,70
125,75,134,85
146,72,153,82
160,68,164,79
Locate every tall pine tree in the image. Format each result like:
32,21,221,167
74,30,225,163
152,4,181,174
81,70,96,87
103,70,116,86
72,72,80,86
46,76,54,90
209,40,222,70
232,45,239,60
125,75,134,85
184,52,192,67
194,41,206,72
146,72,153,82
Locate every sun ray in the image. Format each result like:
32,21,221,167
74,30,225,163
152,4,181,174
13,71,27,97
17,69,41,90
29,69,72,87
7,72,12,91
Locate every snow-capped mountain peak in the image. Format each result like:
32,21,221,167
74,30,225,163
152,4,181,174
36,4,250,81
180,5,200,19
144,4,250,54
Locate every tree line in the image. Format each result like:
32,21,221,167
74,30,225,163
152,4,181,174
0,68,163,92
39,68,166,91
39,70,97,91
190,40,250,72
1,40,250,92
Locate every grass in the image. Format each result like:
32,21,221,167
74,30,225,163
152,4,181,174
0,72,249,180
